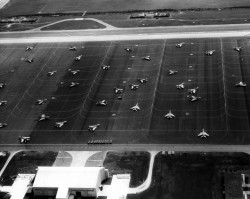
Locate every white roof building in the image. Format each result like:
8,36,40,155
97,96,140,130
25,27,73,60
33,167,109,199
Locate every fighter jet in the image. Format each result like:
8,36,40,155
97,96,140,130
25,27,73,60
188,87,199,94
0,83,6,88
37,114,50,122
235,81,247,87
168,70,178,75
96,100,108,106
69,82,79,88
188,95,201,102
205,50,215,56
25,46,33,51
138,78,148,84
54,121,67,128
0,123,7,128
88,124,100,132
176,42,185,48
47,71,57,76
19,136,30,143
176,82,185,89
130,103,140,111
26,58,34,63
36,99,47,105
164,110,175,119
114,87,124,94
102,65,110,70
142,56,151,61
0,101,7,106
68,69,80,75
124,47,132,52
75,55,82,61
234,47,242,52
197,129,209,138
69,46,76,51
129,84,139,90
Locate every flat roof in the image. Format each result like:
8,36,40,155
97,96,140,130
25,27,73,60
33,166,105,189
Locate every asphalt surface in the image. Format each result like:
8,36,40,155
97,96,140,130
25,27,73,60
1,37,250,147
1,23,250,149
1,23,250,43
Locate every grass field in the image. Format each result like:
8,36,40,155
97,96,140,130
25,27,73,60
127,152,250,199
103,151,150,187
41,20,106,31
1,38,250,144
0,151,58,186
1,0,250,18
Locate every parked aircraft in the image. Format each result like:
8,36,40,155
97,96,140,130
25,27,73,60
164,110,175,119
176,42,185,48
235,81,247,87
54,121,67,128
197,129,209,138
124,47,132,52
68,69,80,75
102,65,110,70
88,124,100,132
36,99,47,105
19,136,30,143
130,103,140,111
96,100,108,106
69,82,79,87
129,84,139,90
0,83,6,88
142,56,151,61
168,70,178,75
38,114,50,122
47,71,57,76
75,55,82,61
205,50,215,56
188,95,201,102
26,58,34,63
188,87,199,94
69,46,76,51
234,47,242,52
138,78,148,84
0,123,7,128
25,46,33,51
0,101,7,106
176,82,185,89
114,87,124,94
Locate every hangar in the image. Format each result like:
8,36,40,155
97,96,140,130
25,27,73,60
32,167,109,199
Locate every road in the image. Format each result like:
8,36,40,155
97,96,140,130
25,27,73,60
1,23,250,43
1,144,250,153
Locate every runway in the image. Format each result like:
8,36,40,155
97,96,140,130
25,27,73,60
1,23,250,43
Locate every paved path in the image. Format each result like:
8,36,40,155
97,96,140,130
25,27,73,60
0,0,9,9
30,18,116,31
128,151,158,194
0,151,20,178
67,151,100,166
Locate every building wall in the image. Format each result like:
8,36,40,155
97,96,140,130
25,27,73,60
33,187,58,197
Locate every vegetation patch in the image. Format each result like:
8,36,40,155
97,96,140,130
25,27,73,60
103,151,150,187
128,152,250,199
0,151,58,186
41,20,105,30
0,151,10,171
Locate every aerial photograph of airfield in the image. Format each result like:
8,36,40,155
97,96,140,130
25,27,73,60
2,0,250,199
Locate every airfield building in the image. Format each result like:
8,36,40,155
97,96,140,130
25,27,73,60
32,167,109,199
